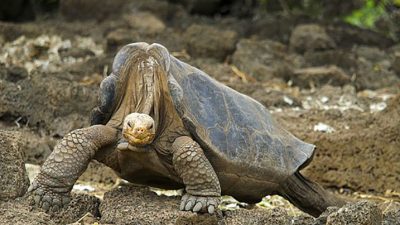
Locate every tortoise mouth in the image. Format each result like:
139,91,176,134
123,130,156,146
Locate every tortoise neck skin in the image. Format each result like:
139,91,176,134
106,44,175,142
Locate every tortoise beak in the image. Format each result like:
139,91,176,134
123,128,155,146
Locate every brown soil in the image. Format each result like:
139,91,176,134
277,94,400,193
0,193,99,225
0,131,30,200
99,185,295,225
0,0,399,224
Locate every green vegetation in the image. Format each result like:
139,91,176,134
344,0,387,29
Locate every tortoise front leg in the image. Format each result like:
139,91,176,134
27,125,118,212
172,136,221,214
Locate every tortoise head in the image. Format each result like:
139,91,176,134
122,113,156,146
107,43,173,131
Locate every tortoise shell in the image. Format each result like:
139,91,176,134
167,55,315,180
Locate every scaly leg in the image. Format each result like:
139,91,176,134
172,136,221,214
27,125,118,212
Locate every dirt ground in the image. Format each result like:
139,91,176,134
0,0,399,224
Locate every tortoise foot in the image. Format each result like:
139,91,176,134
179,193,220,214
27,181,71,213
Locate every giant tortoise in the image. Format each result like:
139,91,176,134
28,42,345,217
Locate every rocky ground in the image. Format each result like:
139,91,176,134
0,0,399,224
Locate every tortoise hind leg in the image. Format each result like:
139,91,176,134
278,171,346,217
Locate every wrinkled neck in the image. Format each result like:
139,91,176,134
141,65,154,115
107,55,169,137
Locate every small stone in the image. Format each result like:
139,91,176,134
313,122,336,133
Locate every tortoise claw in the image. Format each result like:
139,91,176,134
26,181,70,213
180,193,220,214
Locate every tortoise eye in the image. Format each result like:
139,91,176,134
127,122,133,127
148,124,153,129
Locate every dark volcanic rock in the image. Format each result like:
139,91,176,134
380,201,400,225
0,0,35,22
123,12,166,34
326,23,394,49
224,207,290,225
232,38,294,82
313,206,340,225
188,57,239,83
326,201,382,225
184,24,238,61
106,28,143,50
19,128,55,164
290,24,336,54
0,131,30,200
302,43,400,90
354,56,399,90
60,0,126,21
304,50,357,72
292,66,351,88
291,214,315,225
170,0,221,15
